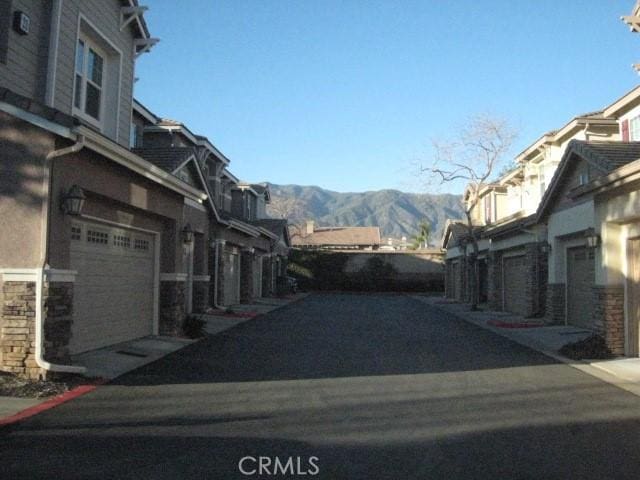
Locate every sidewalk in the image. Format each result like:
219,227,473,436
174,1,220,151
412,295,640,398
200,293,309,335
0,293,309,424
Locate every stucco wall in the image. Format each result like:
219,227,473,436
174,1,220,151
547,200,595,283
48,148,186,272
0,111,55,268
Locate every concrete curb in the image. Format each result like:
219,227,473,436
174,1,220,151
0,380,106,429
412,296,640,399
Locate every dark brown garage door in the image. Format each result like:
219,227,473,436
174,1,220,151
503,255,528,315
567,246,595,329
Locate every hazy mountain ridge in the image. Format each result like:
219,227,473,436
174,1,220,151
266,183,465,242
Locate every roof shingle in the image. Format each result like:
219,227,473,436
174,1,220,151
133,147,195,173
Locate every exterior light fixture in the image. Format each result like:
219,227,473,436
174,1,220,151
585,232,600,249
584,229,600,248
540,242,552,254
61,185,86,216
181,223,194,244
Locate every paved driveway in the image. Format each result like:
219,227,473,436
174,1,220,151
3,293,640,479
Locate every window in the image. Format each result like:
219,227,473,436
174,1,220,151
134,238,149,251
113,235,131,248
71,225,82,241
130,123,143,148
73,37,105,123
631,116,640,141
87,230,109,244
539,165,546,198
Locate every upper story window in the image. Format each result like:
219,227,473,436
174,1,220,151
74,37,105,125
71,17,124,143
631,116,640,141
484,195,492,224
129,123,143,148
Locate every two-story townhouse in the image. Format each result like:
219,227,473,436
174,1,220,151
538,85,640,354
0,1,217,379
132,102,290,307
444,110,619,317
443,83,640,356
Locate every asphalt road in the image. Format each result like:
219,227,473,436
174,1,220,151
3,293,640,479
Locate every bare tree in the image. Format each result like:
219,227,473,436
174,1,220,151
267,195,306,237
423,114,516,310
267,196,304,219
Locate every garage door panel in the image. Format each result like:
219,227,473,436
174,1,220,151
567,246,595,329
69,222,155,354
503,255,528,316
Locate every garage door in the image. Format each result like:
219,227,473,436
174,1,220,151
223,249,240,305
253,256,263,298
69,222,155,354
567,246,595,329
452,261,461,300
503,255,528,315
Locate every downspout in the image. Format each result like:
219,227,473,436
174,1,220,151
44,0,63,107
37,135,87,375
212,240,224,309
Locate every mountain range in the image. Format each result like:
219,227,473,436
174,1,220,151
265,183,465,243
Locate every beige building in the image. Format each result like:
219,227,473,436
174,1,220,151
0,1,289,378
444,83,640,356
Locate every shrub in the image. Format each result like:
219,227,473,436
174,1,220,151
559,334,613,360
182,315,206,339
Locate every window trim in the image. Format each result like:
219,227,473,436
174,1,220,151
630,115,640,141
72,35,106,129
72,14,124,141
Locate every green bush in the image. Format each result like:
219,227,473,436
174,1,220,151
559,334,613,360
182,315,206,339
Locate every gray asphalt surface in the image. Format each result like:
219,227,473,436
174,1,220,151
3,293,640,479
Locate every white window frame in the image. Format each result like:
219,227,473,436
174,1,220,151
72,15,124,143
631,115,640,141
72,34,106,129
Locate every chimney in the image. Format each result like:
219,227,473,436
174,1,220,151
306,220,315,235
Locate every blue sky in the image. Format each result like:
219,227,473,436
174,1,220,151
136,0,639,194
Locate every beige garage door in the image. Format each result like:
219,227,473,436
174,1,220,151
567,246,595,329
69,222,155,354
223,250,240,305
503,255,528,316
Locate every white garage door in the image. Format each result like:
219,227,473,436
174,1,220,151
69,222,155,354
223,250,240,306
503,255,528,316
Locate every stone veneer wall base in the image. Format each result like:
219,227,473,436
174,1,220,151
593,285,625,356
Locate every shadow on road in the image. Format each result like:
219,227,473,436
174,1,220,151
112,293,557,386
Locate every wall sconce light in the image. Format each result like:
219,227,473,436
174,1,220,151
585,232,600,248
540,242,552,254
61,185,86,216
181,223,194,244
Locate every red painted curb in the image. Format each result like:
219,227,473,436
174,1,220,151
0,381,105,428
487,319,544,329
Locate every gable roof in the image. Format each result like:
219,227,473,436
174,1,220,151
133,147,196,173
292,226,381,247
537,140,640,221
251,219,291,246
441,221,470,249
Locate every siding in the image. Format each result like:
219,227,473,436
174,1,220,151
0,0,51,102
54,0,137,148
